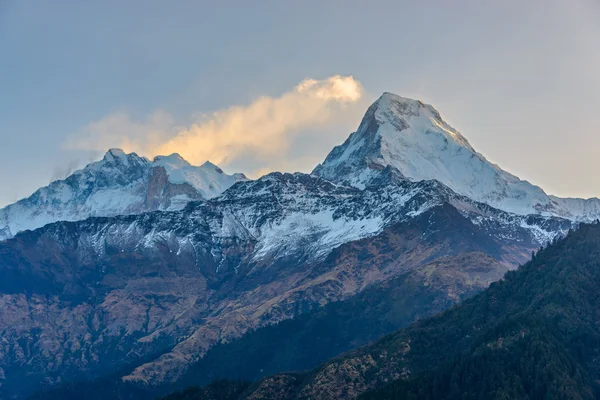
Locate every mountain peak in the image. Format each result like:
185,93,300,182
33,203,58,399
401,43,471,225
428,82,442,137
200,160,221,172
358,92,472,149
153,153,191,168
0,150,250,240
151,156,248,198
374,92,424,109
103,148,129,163
313,92,600,220
106,147,126,156
313,92,475,189
99,149,149,171
369,92,428,120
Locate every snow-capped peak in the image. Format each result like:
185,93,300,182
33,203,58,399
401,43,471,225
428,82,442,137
153,152,190,168
0,150,248,240
365,92,474,152
153,155,248,199
200,160,220,170
313,92,600,221
103,148,131,164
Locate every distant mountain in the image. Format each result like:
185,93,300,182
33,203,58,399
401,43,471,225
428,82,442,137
239,222,600,400
313,92,600,221
0,149,247,240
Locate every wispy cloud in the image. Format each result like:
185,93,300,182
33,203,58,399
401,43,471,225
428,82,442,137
66,75,364,176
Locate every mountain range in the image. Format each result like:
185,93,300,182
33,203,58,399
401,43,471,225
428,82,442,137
0,92,597,399
0,150,247,241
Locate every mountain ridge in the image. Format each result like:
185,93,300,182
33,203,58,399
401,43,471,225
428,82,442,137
2,91,596,241
0,171,569,398
0,149,248,240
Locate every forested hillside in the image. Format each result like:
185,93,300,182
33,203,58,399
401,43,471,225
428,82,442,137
188,223,600,399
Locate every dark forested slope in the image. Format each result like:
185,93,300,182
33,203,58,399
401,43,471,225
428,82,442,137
236,223,600,399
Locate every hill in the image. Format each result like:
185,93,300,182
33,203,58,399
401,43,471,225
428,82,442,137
232,222,600,399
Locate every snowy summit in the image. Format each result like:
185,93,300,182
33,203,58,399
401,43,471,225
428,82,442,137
0,150,248,240
313,92,600,221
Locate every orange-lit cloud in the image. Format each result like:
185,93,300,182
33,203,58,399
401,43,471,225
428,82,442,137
67,75,364,176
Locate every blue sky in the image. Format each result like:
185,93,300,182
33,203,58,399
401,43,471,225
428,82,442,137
1,1,599,206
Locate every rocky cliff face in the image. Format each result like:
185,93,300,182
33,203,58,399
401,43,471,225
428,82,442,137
0,149,247,240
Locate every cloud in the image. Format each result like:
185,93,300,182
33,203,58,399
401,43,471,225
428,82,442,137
67,110,175,156
67,75,364,176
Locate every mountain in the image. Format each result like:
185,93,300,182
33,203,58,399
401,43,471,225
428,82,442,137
0,171,570,399
313,92,600,221
0,149,247,240
162,249,508,391
234,222,600,400
0,92,590,399
31,205,514,400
